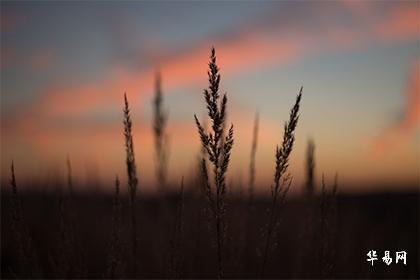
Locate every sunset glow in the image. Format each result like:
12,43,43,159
1,1,418,193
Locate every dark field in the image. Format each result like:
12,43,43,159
1,188,418,279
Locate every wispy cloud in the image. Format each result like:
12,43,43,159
342,1,419,42
9,1,418,122
371,60,419,157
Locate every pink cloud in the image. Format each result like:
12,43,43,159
5,1,419,124
23,31,304,122
371,60,419,157
342,1,419,44
373,4,419,43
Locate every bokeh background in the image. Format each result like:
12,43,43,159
1,1,419,193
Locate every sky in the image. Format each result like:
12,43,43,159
1,1,419,193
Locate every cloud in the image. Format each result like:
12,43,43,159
2,32,300,173
371,60,419,157
352,1,420,44
24,1,420,118
4,1,418,133
19,29,303,123
374,3,419,42
2,1,419,181
4,2,418,120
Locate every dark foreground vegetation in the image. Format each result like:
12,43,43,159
1,188,418,279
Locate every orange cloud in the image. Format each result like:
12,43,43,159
401,62,420,131
342,1,419,44
5,1,418,125
23,31,304,123
373,4,420,43
371,60,419,157
1,33,302,185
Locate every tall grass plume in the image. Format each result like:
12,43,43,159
305,139,315,196
248,112,259,204
260,87,303,277
105,175,125,278
194,47,234,278
123,93,139,276
8,162,40,278
153,71,169,190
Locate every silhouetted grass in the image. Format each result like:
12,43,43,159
123,93,138,276
8,162,40,278
104,176,125,278
305,138,315,197
153,71,169,190
169,177,185,279
248,112,259,205
2,187,417,279
260,87,302,277
319,174,338,278
195,47,234,278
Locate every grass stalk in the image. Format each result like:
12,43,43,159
105,175,125,278
305,139,315,196
9,162,40,278
260,87,303,277
153,71,169,190
248,112,259,204
169,177,185,278
123,93,139,276
194,47,234,279
320,174,338,278
66,155,73,196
